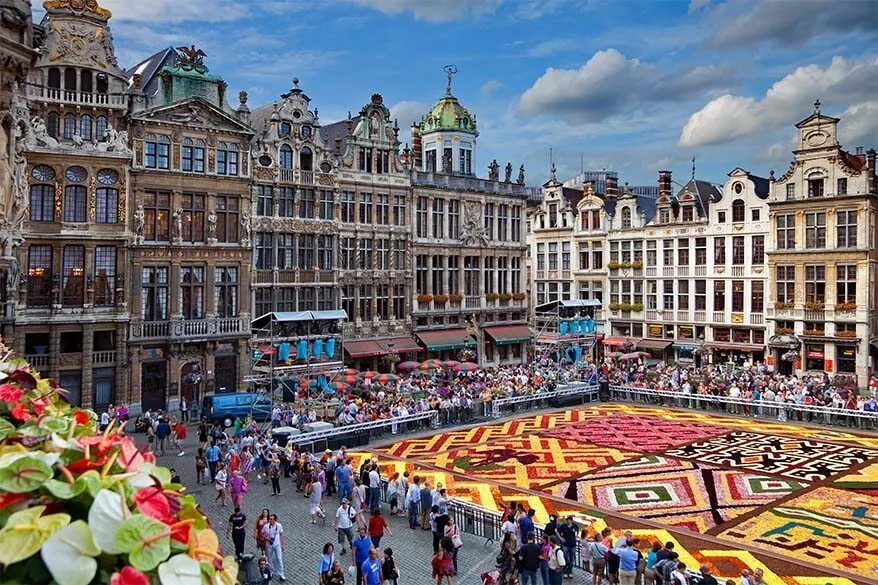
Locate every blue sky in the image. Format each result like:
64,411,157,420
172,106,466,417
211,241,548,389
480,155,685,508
45,0,878,187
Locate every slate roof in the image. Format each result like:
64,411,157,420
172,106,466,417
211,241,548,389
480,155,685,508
675,178,721,217
321,118,355,154
126,47,178,96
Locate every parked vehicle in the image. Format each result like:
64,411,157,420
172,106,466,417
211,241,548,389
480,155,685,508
201,392,272,426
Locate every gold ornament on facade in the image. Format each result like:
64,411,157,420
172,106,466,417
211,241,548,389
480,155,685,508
54,181,62,219
135,141,143,166
87,176,97,222
118,178,126,222
43,0,112,19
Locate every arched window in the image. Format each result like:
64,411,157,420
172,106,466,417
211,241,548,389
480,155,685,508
279,144,293,169
96,115,108,140
96,73,108,94
300,146,313,171
63,113,76,139
79,114,92,141
47,112,60,138
621,207,632,228
47,68,61,89
732,199,745,223
64,68,77,91
80,71,93,93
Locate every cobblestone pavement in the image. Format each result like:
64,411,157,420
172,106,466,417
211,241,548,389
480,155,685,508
156,433,592,585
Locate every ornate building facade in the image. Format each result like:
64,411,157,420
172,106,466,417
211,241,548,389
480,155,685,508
126,48,253,411
407,77,532,364
766,104,878,387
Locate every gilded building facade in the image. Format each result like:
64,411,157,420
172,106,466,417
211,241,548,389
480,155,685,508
126,50,254,411
766,105,878,387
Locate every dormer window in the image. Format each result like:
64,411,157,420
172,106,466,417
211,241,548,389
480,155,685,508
549,204,558,227
659,208,670,223
621,207,632,228
732,199,745,222
682,206,694,222
280,122,292,136
302,125,312,138
808,178,824,198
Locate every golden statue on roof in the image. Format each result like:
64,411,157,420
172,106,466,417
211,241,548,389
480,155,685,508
43,0,112,19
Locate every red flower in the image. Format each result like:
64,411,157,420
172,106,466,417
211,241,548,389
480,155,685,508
78,431,123,457
118,436,155,472
72,410,90,425
0,383,24,402
10,401,31,422
109,567,149,585
0,493,27,511
134,486,172,523
66,454,107,475
31,397,48,417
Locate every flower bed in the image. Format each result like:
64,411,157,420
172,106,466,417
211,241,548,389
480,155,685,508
0,347,235,585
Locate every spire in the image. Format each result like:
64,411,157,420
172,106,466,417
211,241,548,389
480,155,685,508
443,64,458,96
691,157,696,180
814,98,821,115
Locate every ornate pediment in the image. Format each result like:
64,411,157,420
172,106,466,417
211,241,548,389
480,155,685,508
135,97,253,136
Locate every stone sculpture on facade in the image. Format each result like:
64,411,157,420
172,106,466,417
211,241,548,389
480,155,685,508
517,164,526,185
206,208,217,241
171,207,183,243
504,162,512,183
134,203,145,244
31,116,58,149
459,200,489,246
240,211,251,246
488,159,500,181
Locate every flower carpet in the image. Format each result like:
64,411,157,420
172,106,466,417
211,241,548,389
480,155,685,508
365,404,877,583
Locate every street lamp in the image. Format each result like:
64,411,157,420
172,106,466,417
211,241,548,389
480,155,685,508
465,312,482,364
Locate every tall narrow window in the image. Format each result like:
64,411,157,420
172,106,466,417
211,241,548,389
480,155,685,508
341,191,355,223
416,197,428,237
340,237,355,270
93,246,116,307
432,198,444,238
79,114,92,141
298,234,316,270
29,184,54,222
143,191,170,241
776,214,795,249
731,236,745,265
731,280,744,312
776,265,795,303
62,245,85,307
713,280,725,311
319,190,334,220
836,265,857,304
804,265,826,303
96,116,108,140
484,203,495,240
254,233,273,269
299,188,315,219
731,199,745,223
393,240,405,270
752,235,764,265
496,204,507,241
96,187,118,224
299,146,313,171
215,267,238,318
805,212,826,248
357,238,372,270
511,205,521,242
278,187,295,218
63,185,87,222
180,266,205,319
27,245,52,307
181,193,205,243
837,210,857,248
63,113,76,139
279,145,293,169
256,185,274,217
359,192,372,224
182,138,205,173
752,280,763,313
215,195,239,243
713,237,726,265
318,235,334,270
141,266,169,321
277,234,294,269
376,193,389,225
47,112,60,138
216,143,238,175
393,195,406,226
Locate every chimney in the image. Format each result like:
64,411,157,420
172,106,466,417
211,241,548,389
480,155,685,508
658,170,672,199
605,175,619,199
867,149,876,194
411,123,423,170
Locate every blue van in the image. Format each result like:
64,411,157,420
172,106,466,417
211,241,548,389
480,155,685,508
201,392,272,426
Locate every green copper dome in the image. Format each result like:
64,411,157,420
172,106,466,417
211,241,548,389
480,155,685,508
420,92,478,135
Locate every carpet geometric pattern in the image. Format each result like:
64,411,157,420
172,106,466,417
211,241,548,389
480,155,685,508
421,435,636,491
719,486,878,580
540,413,733,452
832,463,878,497
665,431,878,482
551,454,807,532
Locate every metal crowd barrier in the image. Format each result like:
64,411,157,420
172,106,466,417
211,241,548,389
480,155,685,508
610,385,877,428
490,383,600,418
286,410,439,451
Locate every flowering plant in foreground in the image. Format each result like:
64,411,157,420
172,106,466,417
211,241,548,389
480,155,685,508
0,345,236,585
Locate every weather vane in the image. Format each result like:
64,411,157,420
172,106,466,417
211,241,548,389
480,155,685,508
444,64,458,95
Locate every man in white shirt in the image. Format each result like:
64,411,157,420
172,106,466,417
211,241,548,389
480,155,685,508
368,464,381,511
261,514,285,581
406,476,421,529
334,498,355,554
670,561,688,585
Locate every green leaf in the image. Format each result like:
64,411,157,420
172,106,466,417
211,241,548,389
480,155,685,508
0,505,70,566
0,456,53,493
77,470,102,498
115,515,170,572
40,520,100,585
44,478,85,500
158,553,202,585
88,489,128,554
214,555,239,585
38,416,70,434
0,417,15,441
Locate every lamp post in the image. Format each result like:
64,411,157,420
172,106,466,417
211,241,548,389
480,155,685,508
466,312,483,365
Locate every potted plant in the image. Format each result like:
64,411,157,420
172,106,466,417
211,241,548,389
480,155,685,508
609,302,622,311
417,293,433,304
775,326,795,335
512,292,526,301
804,301,826,311
433,293,449,304
774,301,794,310
607,261,620,270
449,293,463,305
499,292,513,301
0,346,235,585
835,302,857,311
631,260,644,270
802,328,825,336
620,261,633,269
631,303,644,312
486,292,500,302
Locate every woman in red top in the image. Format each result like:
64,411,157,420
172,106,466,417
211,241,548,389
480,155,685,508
368,507,392,548
173,420,187,456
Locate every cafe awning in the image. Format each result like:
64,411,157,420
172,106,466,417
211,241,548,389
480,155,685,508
603,337,640,347
636,339,673,351
485,325,533,345
708,343,766,353
416,329,476,351
344,336,422,359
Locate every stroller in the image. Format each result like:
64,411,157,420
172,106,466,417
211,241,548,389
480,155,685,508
481,570,502,585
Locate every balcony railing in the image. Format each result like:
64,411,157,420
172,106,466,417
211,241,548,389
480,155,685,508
713,311,725,323
646,310,659,320
731,266,745,277
26,85,127,108
662,267,674,277
694,310,706,322
804,309,825,322
92,351,116,365
130,318,247,341
465,296,481,309
750,313,764,325
300,170,313,184
645,267,657,277
677,266,689,277
279,168,295,183
694,266,707,276
677,310,690,321
24,354,49,370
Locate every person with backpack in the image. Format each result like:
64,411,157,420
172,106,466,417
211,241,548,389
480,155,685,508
547,536,566,585
334,498,356,554
588,533,608,585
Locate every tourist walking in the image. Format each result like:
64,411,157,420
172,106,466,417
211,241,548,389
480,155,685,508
310,475,326,524
214,462,228,506
558,517,578,580
226,506,247,560
254,508,270,555
362,547,383,585
206,441,221,481
406,476,421,529
195,448,207,485
261,514,286,581
352,526,372,585
518,532,542,585
228,469,248,509
420,480,433,530
155,417,171,456
173,418,186,456
368,508,391,548
382,548,399,585
335,498,356,554
547,536,566,585
317,542,335,585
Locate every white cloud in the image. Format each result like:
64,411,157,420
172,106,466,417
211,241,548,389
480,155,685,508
838,100,878,147
481,80,504,94
524,37,581,58
679,56,878,147
389,101,427,134
518,49,733,124
702,0,878,49
345,0,501,22
101,0,246,22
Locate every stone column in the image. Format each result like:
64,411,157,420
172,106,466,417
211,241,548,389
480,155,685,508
48,328,61,381
115,323,127,407
81,325,94,409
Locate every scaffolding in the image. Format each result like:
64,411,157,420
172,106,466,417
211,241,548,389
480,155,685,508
248,310,348,404
533,299,601,363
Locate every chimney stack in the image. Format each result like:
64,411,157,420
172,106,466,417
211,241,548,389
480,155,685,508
658,170,672,199
866,149,876,194
605,175,619,199
411,123,423,170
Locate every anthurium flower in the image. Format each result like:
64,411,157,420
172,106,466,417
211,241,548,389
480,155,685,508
119,436,156,472
134,486,172,524
109,566,149,585
0,382,24,402
72,410,90,425
11,401,32,421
